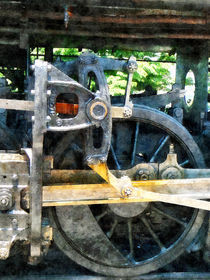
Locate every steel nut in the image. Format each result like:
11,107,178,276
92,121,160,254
136,169,150,181
122,187,132,197
89,101,108,121
128,62,138,72
0,190,13,211
56,118,63,126
123,107,132,118
161,167,181,180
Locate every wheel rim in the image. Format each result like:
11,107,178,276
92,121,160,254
49,105,205,277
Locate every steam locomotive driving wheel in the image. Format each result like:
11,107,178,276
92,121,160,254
49,105,205,277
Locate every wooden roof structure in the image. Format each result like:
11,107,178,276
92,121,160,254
0,0,209,52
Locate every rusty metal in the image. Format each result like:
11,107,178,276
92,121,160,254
6,27,210,40
0,0,209,276
46,166,210,185
67,15,208,25
0,8,206,19
0,47,208,276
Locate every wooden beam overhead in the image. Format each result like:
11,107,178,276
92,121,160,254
0,1,208,50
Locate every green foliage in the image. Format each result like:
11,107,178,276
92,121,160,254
96,49,175,95
185,77,194,86
52,48,175,95
53,48,82,61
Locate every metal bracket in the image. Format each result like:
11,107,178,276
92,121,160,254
76,53,112,164
30,60,48,261
88,161,210,211
29,57,112,259
0,152,29,260
122,56,137,118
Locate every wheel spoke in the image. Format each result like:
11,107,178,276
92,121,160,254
131,122,140,166
95,210,108,222
110,144,121,170
149,135,170,162
107,218,118,239
179,159,190,167
141,216,166,251
127,219,134,260
51,104,204,276
152,205,187,227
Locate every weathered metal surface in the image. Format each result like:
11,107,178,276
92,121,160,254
47,88,208,276
0,48,208,276
41,178,210,208
77,53,112,164
0,152,29,260
41,151,210,210
176,42,209,131
30,60,48,260
0,99,34,111
46,166,210,184
50,200,205,276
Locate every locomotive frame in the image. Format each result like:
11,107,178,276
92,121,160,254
0,0,209,277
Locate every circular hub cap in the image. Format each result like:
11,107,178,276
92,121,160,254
108,202,148,218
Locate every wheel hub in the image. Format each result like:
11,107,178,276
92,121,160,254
108,202,148,218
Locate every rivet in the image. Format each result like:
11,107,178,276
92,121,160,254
56,118,62,126
46,116,51,122
47,64,52,71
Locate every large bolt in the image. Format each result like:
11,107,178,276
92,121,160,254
161,167,181,180
0,190,13,211
47,64,52,71
12,174,18,181
169,144,175,154
47,90,52,96
0,197,9,207
166,172,176,179
136,169,150,181
56,118,62,126
126,56,138,73
89,101,108,121
46,116,51,123
123,187,132,197
12,218,18,230
141,173,149,180
174,108,183,118
12,174,18,185
123,107,132,118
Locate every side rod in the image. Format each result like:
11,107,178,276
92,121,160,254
40,177,210,211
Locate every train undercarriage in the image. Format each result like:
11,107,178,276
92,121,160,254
0,1,209,278
0,51,209,277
